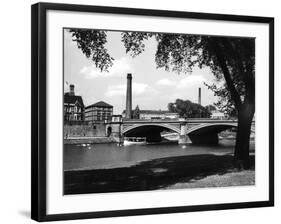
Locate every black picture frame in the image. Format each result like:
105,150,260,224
31,2,274,222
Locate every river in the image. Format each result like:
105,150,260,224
64,139,255,171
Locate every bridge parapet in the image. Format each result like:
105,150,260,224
122,118,187,124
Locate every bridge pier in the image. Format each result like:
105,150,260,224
108,122,123,144
178,123,191,144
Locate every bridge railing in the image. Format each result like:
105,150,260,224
122,118,185,123
122,118,239,123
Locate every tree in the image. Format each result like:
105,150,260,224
69,29,114,72
132,105,140,119
205,104,216,112
204,83,237,118
168,99,211,118
69,29,255,169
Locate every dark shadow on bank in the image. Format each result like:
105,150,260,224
64,154,255,195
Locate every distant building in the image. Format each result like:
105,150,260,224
210,110,226,119
85,101,113,122
139,110,179,120
123,109,179,120
64,84,84,121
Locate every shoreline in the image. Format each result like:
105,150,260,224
64,136,254,145
64,136,118,144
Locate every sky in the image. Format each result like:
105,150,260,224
64,29,219,115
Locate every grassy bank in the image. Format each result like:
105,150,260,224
165,170,254,189
64,154,255,195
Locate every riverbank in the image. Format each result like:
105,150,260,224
64,153,255,195
64,136,118,144
64,135,254,145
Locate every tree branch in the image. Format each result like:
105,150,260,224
210,39,242,109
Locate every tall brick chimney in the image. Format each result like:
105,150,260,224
125,73,132,119
69,84,75,96
198,87,201,105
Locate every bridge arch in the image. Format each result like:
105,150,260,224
122,123,181,135
186,123,237,135
186,123,255,135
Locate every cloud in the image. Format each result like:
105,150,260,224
176,75,206,89
156,78,176,86
156,75,206,89
80,57,133,79
105,85,126,97
105,83,151,97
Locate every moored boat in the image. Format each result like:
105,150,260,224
123,137,147,146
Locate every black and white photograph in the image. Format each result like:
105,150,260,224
63,28,256,195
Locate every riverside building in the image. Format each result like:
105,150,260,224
85,101,113,122
64,84,85,122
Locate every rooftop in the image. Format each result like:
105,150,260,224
86,101,113,109
64,93,84,107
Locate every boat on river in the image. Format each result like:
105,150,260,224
123,137,147,146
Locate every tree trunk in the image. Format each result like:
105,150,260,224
234,104,255,169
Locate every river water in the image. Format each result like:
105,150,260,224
64,139,255,171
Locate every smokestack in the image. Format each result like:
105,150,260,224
69,84,75,96
198,87,201,105
125,73,132,119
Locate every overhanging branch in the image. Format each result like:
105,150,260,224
210,39,242,109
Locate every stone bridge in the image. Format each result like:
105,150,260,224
108,118,255,144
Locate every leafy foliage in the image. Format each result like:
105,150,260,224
121,32,153,57
204,82,237,117
205,104,216,112
69,29,114,72
168,99,211,118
